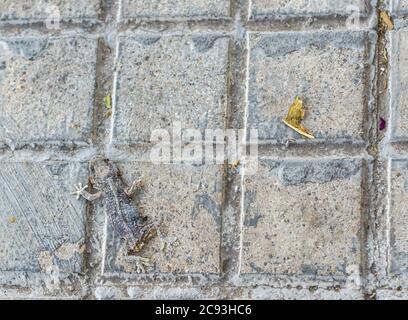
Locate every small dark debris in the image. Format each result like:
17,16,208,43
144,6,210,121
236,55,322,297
379,117,386,131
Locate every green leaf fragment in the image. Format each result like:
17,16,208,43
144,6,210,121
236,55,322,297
104,95,112,110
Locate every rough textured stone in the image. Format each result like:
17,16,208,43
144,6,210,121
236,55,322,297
241,158,363,278
389,160,408,274
101,162,223,275
0,0,406,301
112,35,229,144
250,0,368,19
121,0,230,20
0,162,87,273
0,37,97,148
391,0,408,14
248,31,373,142
0,0,100,22
390,30,408,139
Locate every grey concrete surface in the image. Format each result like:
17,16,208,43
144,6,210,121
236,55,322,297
0,0,407,300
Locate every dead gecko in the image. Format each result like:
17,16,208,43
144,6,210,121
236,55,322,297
72,157,156,272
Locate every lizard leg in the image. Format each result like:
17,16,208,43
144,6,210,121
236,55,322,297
124,178,143,197
80,190,102,201
127,223,157,254
72,183,102,201
140,223,156,239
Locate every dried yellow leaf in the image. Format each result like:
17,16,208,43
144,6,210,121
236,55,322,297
380,11,394,30
282,97,315,140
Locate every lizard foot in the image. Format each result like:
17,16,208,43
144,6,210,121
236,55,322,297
71,183,89,200
131,256,152,273
71,183,102,201
125,178,144,197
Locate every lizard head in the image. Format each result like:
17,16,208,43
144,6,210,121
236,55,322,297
89,157,119,184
